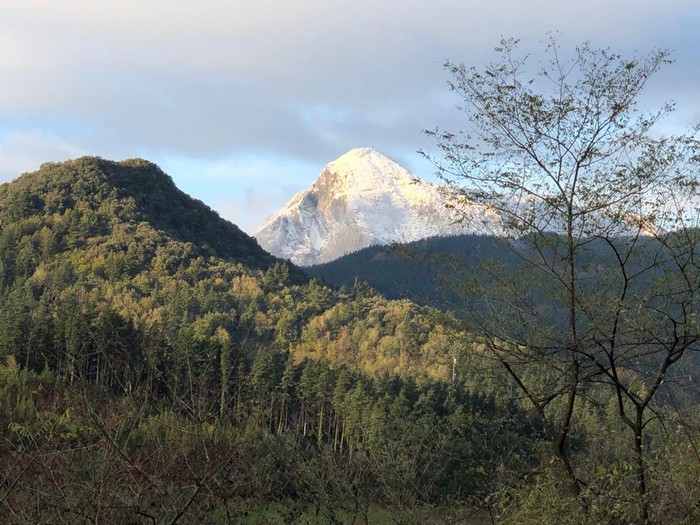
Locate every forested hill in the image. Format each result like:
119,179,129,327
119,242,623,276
0,157,284,273
307,234,517,310
0,157,536,522
0,155,479,384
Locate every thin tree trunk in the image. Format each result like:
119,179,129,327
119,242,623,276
633,413,649,524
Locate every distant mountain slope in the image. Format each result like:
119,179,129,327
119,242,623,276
255,148,501,265
306,234,518,310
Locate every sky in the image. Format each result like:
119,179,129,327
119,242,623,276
1,0,699,234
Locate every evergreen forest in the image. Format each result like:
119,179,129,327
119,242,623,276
0,157,698,524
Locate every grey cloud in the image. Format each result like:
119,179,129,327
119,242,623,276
0,131,84,183
0,0,698,208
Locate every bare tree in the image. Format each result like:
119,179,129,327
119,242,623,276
423,37,700,521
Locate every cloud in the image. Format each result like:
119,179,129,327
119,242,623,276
0,1,698,227
2,2,697,156
214,185,304,236
0,130,84,182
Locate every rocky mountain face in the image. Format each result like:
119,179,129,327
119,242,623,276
255,148,500,265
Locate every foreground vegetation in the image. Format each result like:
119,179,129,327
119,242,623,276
0,361,521,524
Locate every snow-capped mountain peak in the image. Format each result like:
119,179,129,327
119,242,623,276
255,148,500,266
323,147,416,186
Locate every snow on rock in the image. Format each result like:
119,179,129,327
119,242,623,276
254,148,501,266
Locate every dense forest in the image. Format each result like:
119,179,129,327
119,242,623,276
0,158,698,524
306,234,517,310
312,234,700,401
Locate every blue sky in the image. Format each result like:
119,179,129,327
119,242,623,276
1,0,699,233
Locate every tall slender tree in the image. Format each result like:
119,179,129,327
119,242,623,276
424,37,700,520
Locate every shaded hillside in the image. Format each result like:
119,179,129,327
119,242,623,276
307,234,517,310
309,232,700,408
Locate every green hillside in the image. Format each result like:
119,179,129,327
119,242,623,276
0,158,534,524
0,157,282,272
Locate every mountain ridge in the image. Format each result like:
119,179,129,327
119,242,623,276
255,148,501,265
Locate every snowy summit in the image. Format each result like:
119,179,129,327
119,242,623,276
254,148,499,266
